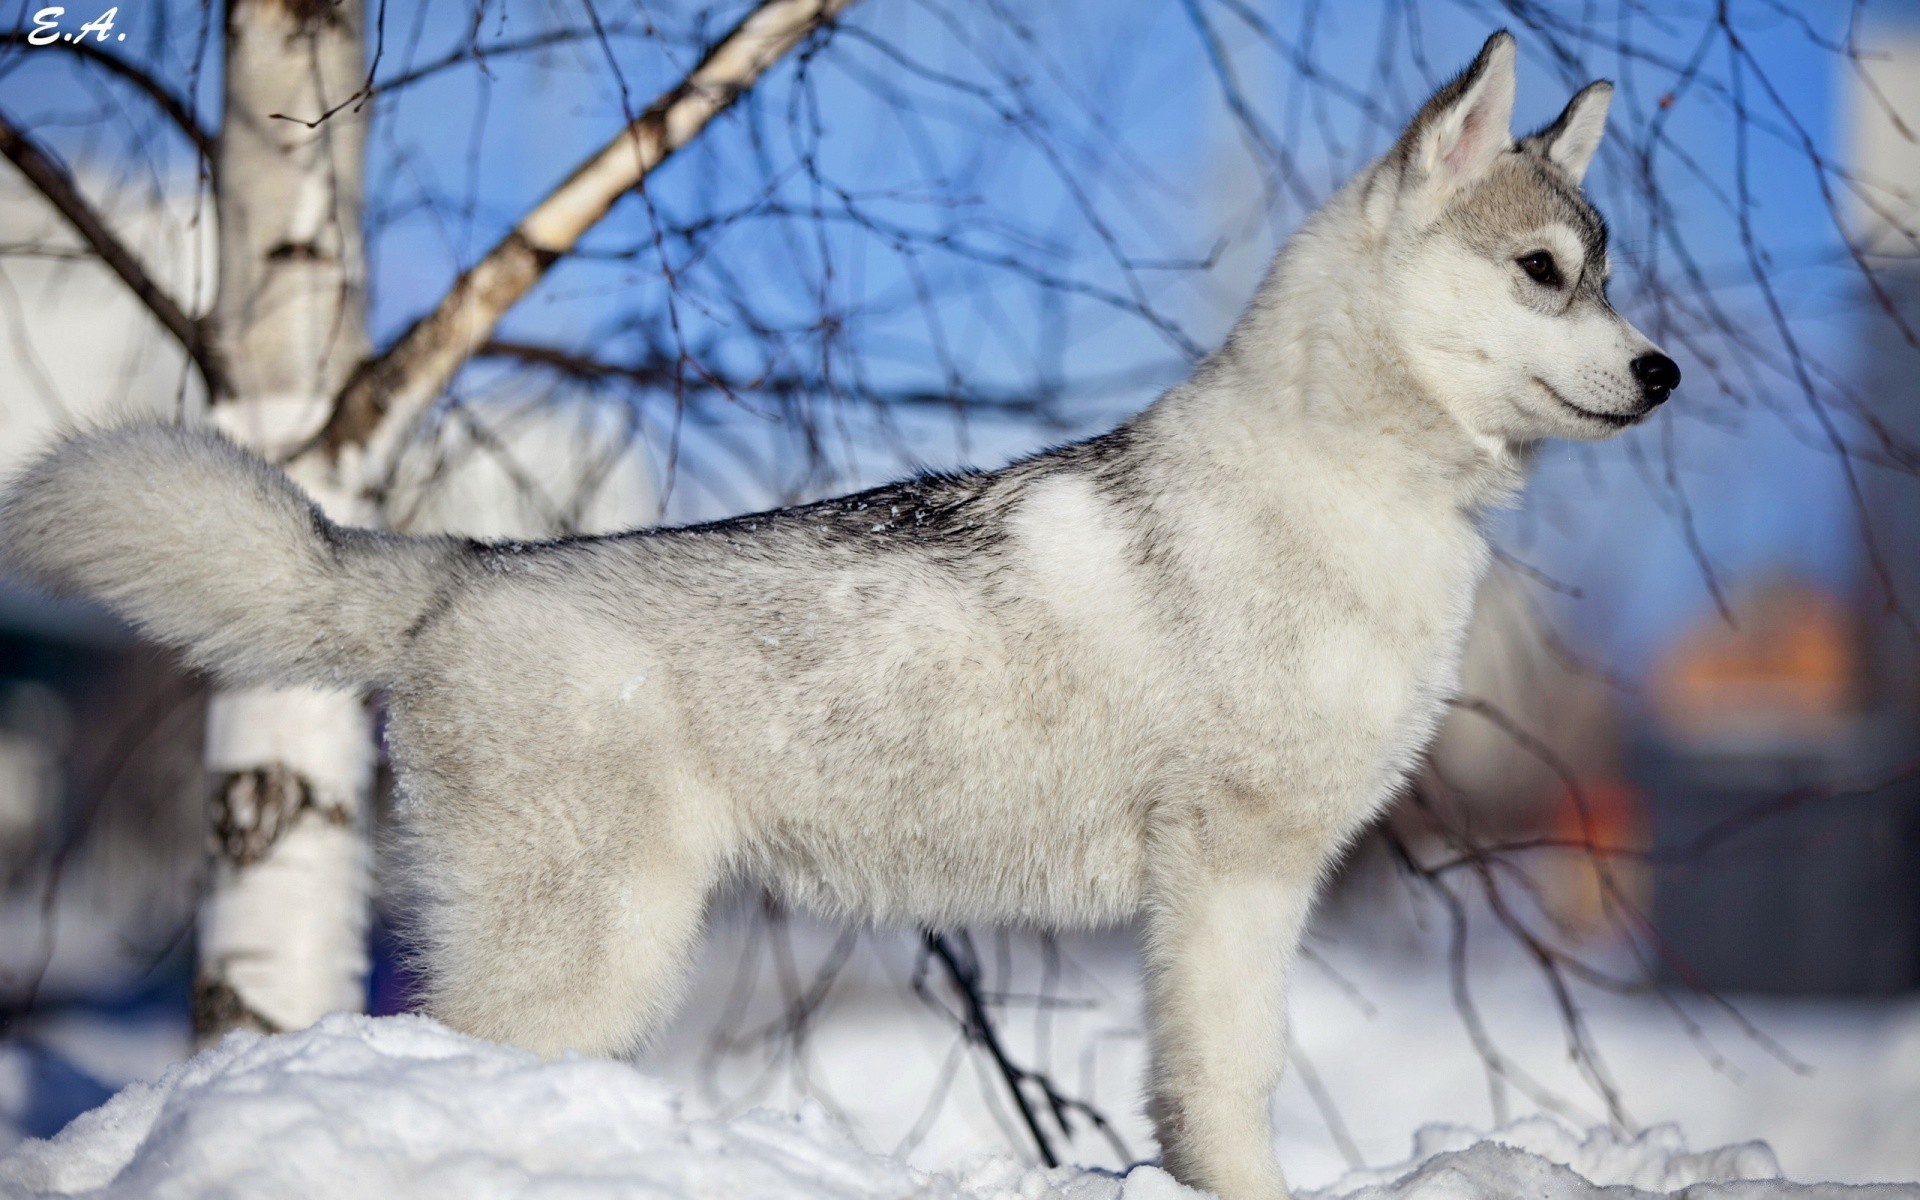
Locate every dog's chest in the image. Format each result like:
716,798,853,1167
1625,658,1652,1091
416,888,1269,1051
1191,495,1487,805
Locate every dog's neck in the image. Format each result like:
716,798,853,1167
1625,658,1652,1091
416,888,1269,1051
1151,179,1531,516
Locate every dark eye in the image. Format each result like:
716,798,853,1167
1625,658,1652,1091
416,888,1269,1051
1517,251,1562,288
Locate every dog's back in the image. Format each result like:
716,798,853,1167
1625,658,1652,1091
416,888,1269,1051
392,423,1207,935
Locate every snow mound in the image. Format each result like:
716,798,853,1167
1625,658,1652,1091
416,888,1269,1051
1320,1119,1780,1195
1322,1132,1918,1200
0,1014,1912,1200
1320,1123,1918,1200
0,1015,1137,1200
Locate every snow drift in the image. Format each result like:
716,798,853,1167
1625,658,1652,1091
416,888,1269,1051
0,1014,1912,1200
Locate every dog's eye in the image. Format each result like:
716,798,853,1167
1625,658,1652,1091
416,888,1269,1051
1517,251,1562,288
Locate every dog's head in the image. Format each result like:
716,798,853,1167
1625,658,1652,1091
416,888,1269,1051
1363,32,1677,444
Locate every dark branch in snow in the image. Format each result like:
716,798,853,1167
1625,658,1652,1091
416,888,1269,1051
921,930,1062,1167
917,930,1133,1170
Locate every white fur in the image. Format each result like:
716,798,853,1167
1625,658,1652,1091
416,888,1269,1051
0,33,1671,1200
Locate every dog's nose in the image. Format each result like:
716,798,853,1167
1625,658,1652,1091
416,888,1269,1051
1632,353,1680,405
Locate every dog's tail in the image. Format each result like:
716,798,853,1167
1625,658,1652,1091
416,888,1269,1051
1,423,462,688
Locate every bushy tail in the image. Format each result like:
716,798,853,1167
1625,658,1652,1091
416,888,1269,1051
1,423,460,687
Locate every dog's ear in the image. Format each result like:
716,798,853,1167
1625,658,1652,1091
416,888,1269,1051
1524,80,1612,185
1394,31,1517,200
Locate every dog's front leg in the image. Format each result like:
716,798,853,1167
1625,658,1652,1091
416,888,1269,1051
1143,843,1319,1200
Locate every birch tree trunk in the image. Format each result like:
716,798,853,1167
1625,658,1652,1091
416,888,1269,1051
194,0,376,1043
185,0,852,1043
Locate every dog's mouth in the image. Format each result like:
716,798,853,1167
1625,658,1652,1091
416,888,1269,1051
1532,377,1641,429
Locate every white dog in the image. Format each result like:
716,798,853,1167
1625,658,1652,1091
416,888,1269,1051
3,31,1674,1198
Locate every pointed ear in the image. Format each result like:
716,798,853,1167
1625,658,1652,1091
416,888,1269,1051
1524,80,1612,184
1396,31,1517,198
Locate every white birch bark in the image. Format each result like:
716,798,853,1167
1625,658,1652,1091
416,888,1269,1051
190,0,849,1041
195,0,376,1042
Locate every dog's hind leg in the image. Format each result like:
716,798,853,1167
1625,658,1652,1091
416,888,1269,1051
409,777,713,1059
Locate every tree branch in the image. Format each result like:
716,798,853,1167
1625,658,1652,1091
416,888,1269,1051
372,29,630,102
922,931,1061,1168
318,0,859,462
0,33,218,168
475,337,1089,419
0,110,227,397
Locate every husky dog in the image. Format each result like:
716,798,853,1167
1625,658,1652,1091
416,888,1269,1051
3,32,1675,1199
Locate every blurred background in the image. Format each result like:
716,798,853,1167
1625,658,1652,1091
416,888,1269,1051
0,0,1916,1189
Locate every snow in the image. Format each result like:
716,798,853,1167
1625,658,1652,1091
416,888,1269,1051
631,907,1920,1190
2,1014,1914,1200
0,1014,1134,1200
14,903,1914,1198
1327,1122,1779,1195
5,886,1919,1194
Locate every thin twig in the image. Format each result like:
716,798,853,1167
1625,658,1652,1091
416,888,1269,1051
317,0,861,465
0,110,227,397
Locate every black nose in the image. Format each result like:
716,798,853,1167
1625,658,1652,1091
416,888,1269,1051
1632,353,1680,404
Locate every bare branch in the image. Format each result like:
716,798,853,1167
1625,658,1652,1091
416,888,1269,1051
0,33,218,168
0,110,227,397
475,337,1099,421
318,0,860,463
